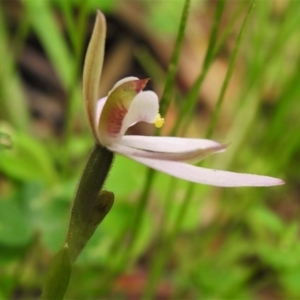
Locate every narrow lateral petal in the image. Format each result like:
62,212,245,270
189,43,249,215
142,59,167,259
96,97,107,125
98,78,148,146
125,155,284,187
82,10,106,141
120,91,159,136
119,136,225,153
108,141,224,162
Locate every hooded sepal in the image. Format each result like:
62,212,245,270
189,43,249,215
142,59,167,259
83,10,106,141
98,78,149,145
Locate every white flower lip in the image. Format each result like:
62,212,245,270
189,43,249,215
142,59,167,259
82,12,284,188
92,76,284,188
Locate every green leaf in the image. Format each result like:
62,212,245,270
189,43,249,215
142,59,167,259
52,0,119,12
0,132,12,150
0,199,33,246
0,10,29,129
247,205,284,236
105,155,144,197
34,197,70,252
86,0,119,12
0,132,57,185
24,0,74,89
191,262,251,298
281,269,300,296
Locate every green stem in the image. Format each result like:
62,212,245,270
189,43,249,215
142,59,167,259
61,4,90,178
142,2,226,296
98,168,156,295
42,145,114,299
127,0,191,259
41,245,72,300
98,1,192,293
206,3,253,139
66,145,114,262
125,0,191,257
143,4,253,297
128,168,156,247
143,185,195,299
159,0,191,117
171,0,226,136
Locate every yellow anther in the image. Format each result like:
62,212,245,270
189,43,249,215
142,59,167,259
154,113,165,128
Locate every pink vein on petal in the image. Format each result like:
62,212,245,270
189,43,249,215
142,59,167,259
106,102,128,137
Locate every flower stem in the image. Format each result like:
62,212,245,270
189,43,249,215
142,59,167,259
41,145,114,299
143,3,253,297
41,245,72,300
97,168,156,295
170,0,226,136
66,145,114,262
206,3,253,139
159,0,191,117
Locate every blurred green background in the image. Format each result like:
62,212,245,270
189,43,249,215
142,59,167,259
0,0,299,299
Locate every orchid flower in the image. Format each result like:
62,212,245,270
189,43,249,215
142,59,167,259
83,11,284,188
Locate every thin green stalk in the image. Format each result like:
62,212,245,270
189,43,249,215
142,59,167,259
98,168,156,295
135,47,166,85
60,1,78,56
25,0,74,89
11,9,30,58
263,51,300,171
240,1,296,107
61,4,90,176
143,5,249,292
42,145,114,299
143,5,253,297
214,1,297,171
0,9,29,129
261,3,300,143
178,1,248,137
64,0,90,111
66,145,114,262
142,184,195,299
123,0,191,276
206,3,253,139
41,245,72,300
212,0,248,59
159,0,191,117
144,0,227,294
171,0,226,136
141,177,178,297
124,168,156,256
98,2,192,293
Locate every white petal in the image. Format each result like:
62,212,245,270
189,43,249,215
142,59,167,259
98,78,148,146
95,97,107,126
108,76,139,96
120,91,159,137
108,141,224,162
125,155,284,187
119,135,225,153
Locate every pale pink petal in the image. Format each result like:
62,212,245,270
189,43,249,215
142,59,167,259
125,155,284,187
95,97,107,126
119,91,159,137
119,136,225,153
108,76,138,96
108,141,224,162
